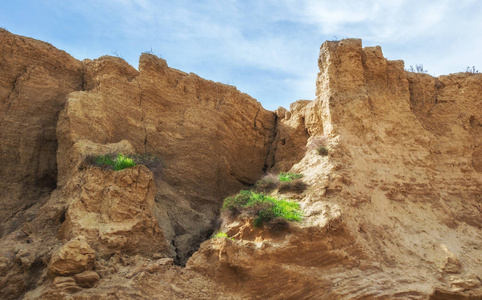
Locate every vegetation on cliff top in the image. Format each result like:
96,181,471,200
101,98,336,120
278,172,303,182
253,172,307,194
85,153,164,175
222,190,303,228
211,231,234,240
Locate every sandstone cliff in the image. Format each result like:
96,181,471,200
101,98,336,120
0,30,481,299
189,39,482,299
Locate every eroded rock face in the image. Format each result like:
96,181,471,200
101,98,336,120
186,39,482,299
49,236,95,276
0,30,481,299
0,30,276,299
56,52,276,263
59,165,170,257
0,29,83,237
265,100,311,173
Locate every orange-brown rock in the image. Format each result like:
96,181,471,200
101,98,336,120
0,29,83,237
186,39,482,298
49,236,95,276
0,29,276,299
0,30,481,300
265,100,311,173
52,276,82,293
59,164,170,257
74,271,100,288
55,52,275,264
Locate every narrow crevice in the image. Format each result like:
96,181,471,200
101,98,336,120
173,224,218,267
134,78,148,153
80,63,86,91
0,67,27,124
253,105,261,128
263,113,279,172
172,239,182,265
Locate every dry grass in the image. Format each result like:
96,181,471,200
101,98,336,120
306,135,330,156
278,179,308,194
253,173,280,193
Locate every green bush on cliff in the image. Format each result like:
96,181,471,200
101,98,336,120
114,154,136,170
222,190,302,228
94,153,116,168
211,231,234,240
278,172,303,182
86,153,164,174
90,153,136,170
316,145,329,156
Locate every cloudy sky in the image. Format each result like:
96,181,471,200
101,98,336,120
1,0,481,110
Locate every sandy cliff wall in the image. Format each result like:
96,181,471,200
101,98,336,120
0,30,480,299
0,30,275,299
0,29,83,237
188,39,482,299
56,53,275,264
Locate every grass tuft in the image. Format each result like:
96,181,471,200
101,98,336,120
253,172,306,194
278,180,308,194
85,153,164,175
211,231,233,240
317,145,329,156
222,190,302,229
114,154,136,170
278,172,303,182
253,173,279,193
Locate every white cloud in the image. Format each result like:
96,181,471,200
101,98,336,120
11,0,480,109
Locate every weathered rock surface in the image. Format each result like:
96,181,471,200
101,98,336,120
49,236,95,276
55,52,275,264
74,271,100,288
265,100,311,173
0,29,275,299
59,164,170,257
0,30,481,299
0,29,83,238
187,39,482,299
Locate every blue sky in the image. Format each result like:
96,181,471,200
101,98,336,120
1,0,481,110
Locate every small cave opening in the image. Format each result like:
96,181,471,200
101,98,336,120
34,171,58,191
172,217,221,267
58,209,66,224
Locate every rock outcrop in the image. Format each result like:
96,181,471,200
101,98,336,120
187,39,482,299
0,29,83,238
0,29,275,299
56,52,275,264
0,30,481,299
48,236,96,276
59,165,169,258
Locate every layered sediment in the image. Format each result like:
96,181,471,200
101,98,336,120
0,30,480,299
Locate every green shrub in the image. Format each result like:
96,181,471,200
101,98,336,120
253,173,279,193
94,153,116,168
317,145,329,156
85,153,164,175
278,179,308,194
223,190,254,214
211,231,233,240
278,172,303,182
222,190,302,228
114,154,136,170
